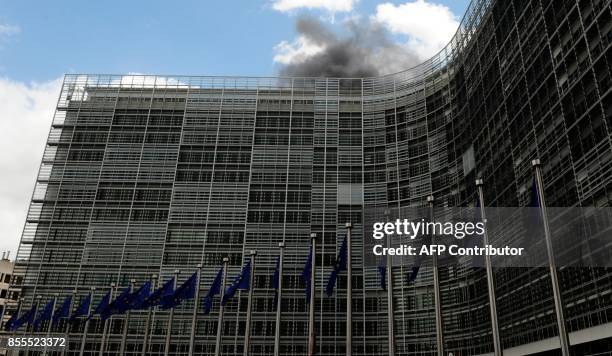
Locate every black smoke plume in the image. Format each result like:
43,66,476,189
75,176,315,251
278,16,421,78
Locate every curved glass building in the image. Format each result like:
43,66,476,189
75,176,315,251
9,0,612,354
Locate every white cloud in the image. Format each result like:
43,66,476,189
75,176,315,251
119,73,189,87
273,35,325,65
0,23,20,38
272,0,357,13
373,0,459,59
0,77,62,258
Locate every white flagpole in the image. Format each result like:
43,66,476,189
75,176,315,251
476,179,502,356
42,294,58,356
7,297,22,356
46,294,58,334
345,223,352,356
307,233,316,356
164,270,180,356
98,283,115,356
24,295,41,356
215,257,229,356
243,251,257,356
188,265,202,356
532,159,571,355
31,295,41,333
0,295,6,330
78,287,95,356
141,274,157,356
428,195,444,356
119,279,135,355
60,290,76,356
274,243,284,356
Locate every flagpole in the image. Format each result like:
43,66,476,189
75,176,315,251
9,297,23,334
46,294,58,334
532,159,571,355
98,283,115,356
24,295,41,356
215,257,229,356
79,287,95,356
188,264,202,356
476,179,503,356
30,295,41,333
345,223,353,356
141,273,157,356
428,195,444,356
164,270,180,356
307,233,316,356
0,295,6,330
34,295,41,329
42,294,58,356
243,250,257,356
60,290,76,356
7,297,22,356
119,279,135,355
384,210,395,356
274,243,284,356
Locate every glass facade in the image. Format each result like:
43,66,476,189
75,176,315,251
9,0,612,354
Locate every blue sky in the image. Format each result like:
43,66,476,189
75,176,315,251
1,0,470,82
0,0,470,256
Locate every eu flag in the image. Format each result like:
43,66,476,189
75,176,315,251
221,260,251,306
70,293,91,321
89,290,111,320
101,286,132,320
407,265,420,283
203,266,224,315
301,247,313,304
161,271,197,309
528,176,543,224
142,277,175,309
4,311,17,331
272,256,280,290
33,299,54,331
378,260,387,291
12,304,36,330
325,235,348,297
130,281,152,310
272,256,280,309
529,176,541,208
52,295,72,326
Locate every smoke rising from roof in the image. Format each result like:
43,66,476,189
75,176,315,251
277,16,421,78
